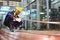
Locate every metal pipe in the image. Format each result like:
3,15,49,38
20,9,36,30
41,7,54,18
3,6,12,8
36,0,40,30
29,0,32,30
46,0,49,29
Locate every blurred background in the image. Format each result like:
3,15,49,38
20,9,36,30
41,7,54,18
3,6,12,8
0,0,60,31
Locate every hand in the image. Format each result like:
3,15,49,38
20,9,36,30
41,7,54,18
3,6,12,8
15,18,22,22
13,17,16,21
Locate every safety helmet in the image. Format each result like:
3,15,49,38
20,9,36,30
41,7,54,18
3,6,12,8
16,7,22,12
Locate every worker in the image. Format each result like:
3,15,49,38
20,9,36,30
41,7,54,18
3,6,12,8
3,7,23,32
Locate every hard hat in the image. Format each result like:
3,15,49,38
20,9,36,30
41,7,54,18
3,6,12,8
16,7,22,12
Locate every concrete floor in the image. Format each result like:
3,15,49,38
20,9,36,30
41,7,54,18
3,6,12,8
0,28,60,40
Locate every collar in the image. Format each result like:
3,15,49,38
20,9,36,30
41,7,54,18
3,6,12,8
14,12,17,17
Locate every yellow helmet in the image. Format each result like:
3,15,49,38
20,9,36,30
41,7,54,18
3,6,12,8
16,7,22,12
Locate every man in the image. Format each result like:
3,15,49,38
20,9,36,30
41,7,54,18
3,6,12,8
3,7,23,32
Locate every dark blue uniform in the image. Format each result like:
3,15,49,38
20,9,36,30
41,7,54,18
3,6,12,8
4,11,23,27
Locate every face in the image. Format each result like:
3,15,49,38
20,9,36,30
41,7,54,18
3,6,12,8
15,10,20,15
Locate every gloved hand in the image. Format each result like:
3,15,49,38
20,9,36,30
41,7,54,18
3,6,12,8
15,18,22,22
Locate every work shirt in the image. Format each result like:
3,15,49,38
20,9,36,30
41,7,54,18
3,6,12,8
3,11,23,27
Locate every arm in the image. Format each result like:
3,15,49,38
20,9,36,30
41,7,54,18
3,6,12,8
7,12,16,21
